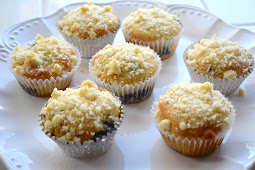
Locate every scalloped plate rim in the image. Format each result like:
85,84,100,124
2,0,255,56
0,1,255,170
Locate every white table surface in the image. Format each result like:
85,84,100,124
1,0,255,169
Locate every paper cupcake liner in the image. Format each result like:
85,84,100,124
151,97,235,156
117,84,155,104
57,18,120,59
88,46,162,104
39,106,124,159
7,44,81,97
159,130,225,156
122,20,184,60
183,44,254,96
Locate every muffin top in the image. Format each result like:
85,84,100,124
123,8,181,41
40,80,122,143
185,35,254,79
57,2,119,39
91,43,159,86
155,82,233,139
10,35,78,80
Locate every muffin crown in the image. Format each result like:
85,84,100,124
40,80,122,143
185,35,254,79
155,82,233,133
57,2,119,39
91,43,159,86
123,8,181,40
10,34,78,80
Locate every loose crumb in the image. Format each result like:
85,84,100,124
79,68,83,72
161,61,165,67
238,88,245,96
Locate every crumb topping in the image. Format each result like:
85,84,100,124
155,82,233,133
186,35,253,79
91,43,159,86
57,2,119,39
123,8,181,40
40,80,121,143
11,35,78,80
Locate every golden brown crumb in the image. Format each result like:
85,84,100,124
238,88,245,96
161,61,165,68
79,68,83,72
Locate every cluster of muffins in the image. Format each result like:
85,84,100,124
7,2,255,159
152,35,253,156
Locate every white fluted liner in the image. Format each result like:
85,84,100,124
88,46,162,104
183,44,254,96
151,97,235,156
122,19,184,60
40,106,124,159
7,45,81,97
57,18,120,59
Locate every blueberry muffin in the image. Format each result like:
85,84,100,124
122,8,183,60
184,35,254,95
89,43,161,104
8,34,80,96
57,2,120,58
154,82,235,156
40,80,124,158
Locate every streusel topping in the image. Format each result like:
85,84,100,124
57,2,119,38
41,80,121,143
185,35,253,79
11,34,78,80
123,8,181,40
155,82,232,131
91,43,159,86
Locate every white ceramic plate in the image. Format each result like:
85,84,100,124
0,1,255,170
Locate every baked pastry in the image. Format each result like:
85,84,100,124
184,35,254,95
57,2,120,58
8,34,80,96
89,43,161,104
153,82,235,156
122,8,183,60
40,80,124,158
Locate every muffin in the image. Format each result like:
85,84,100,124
57,2,120,58
184,35,254,96
89,43,161,104
122,8,183,60
8,34,81,96
40,80,124,158
153,82,235,156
